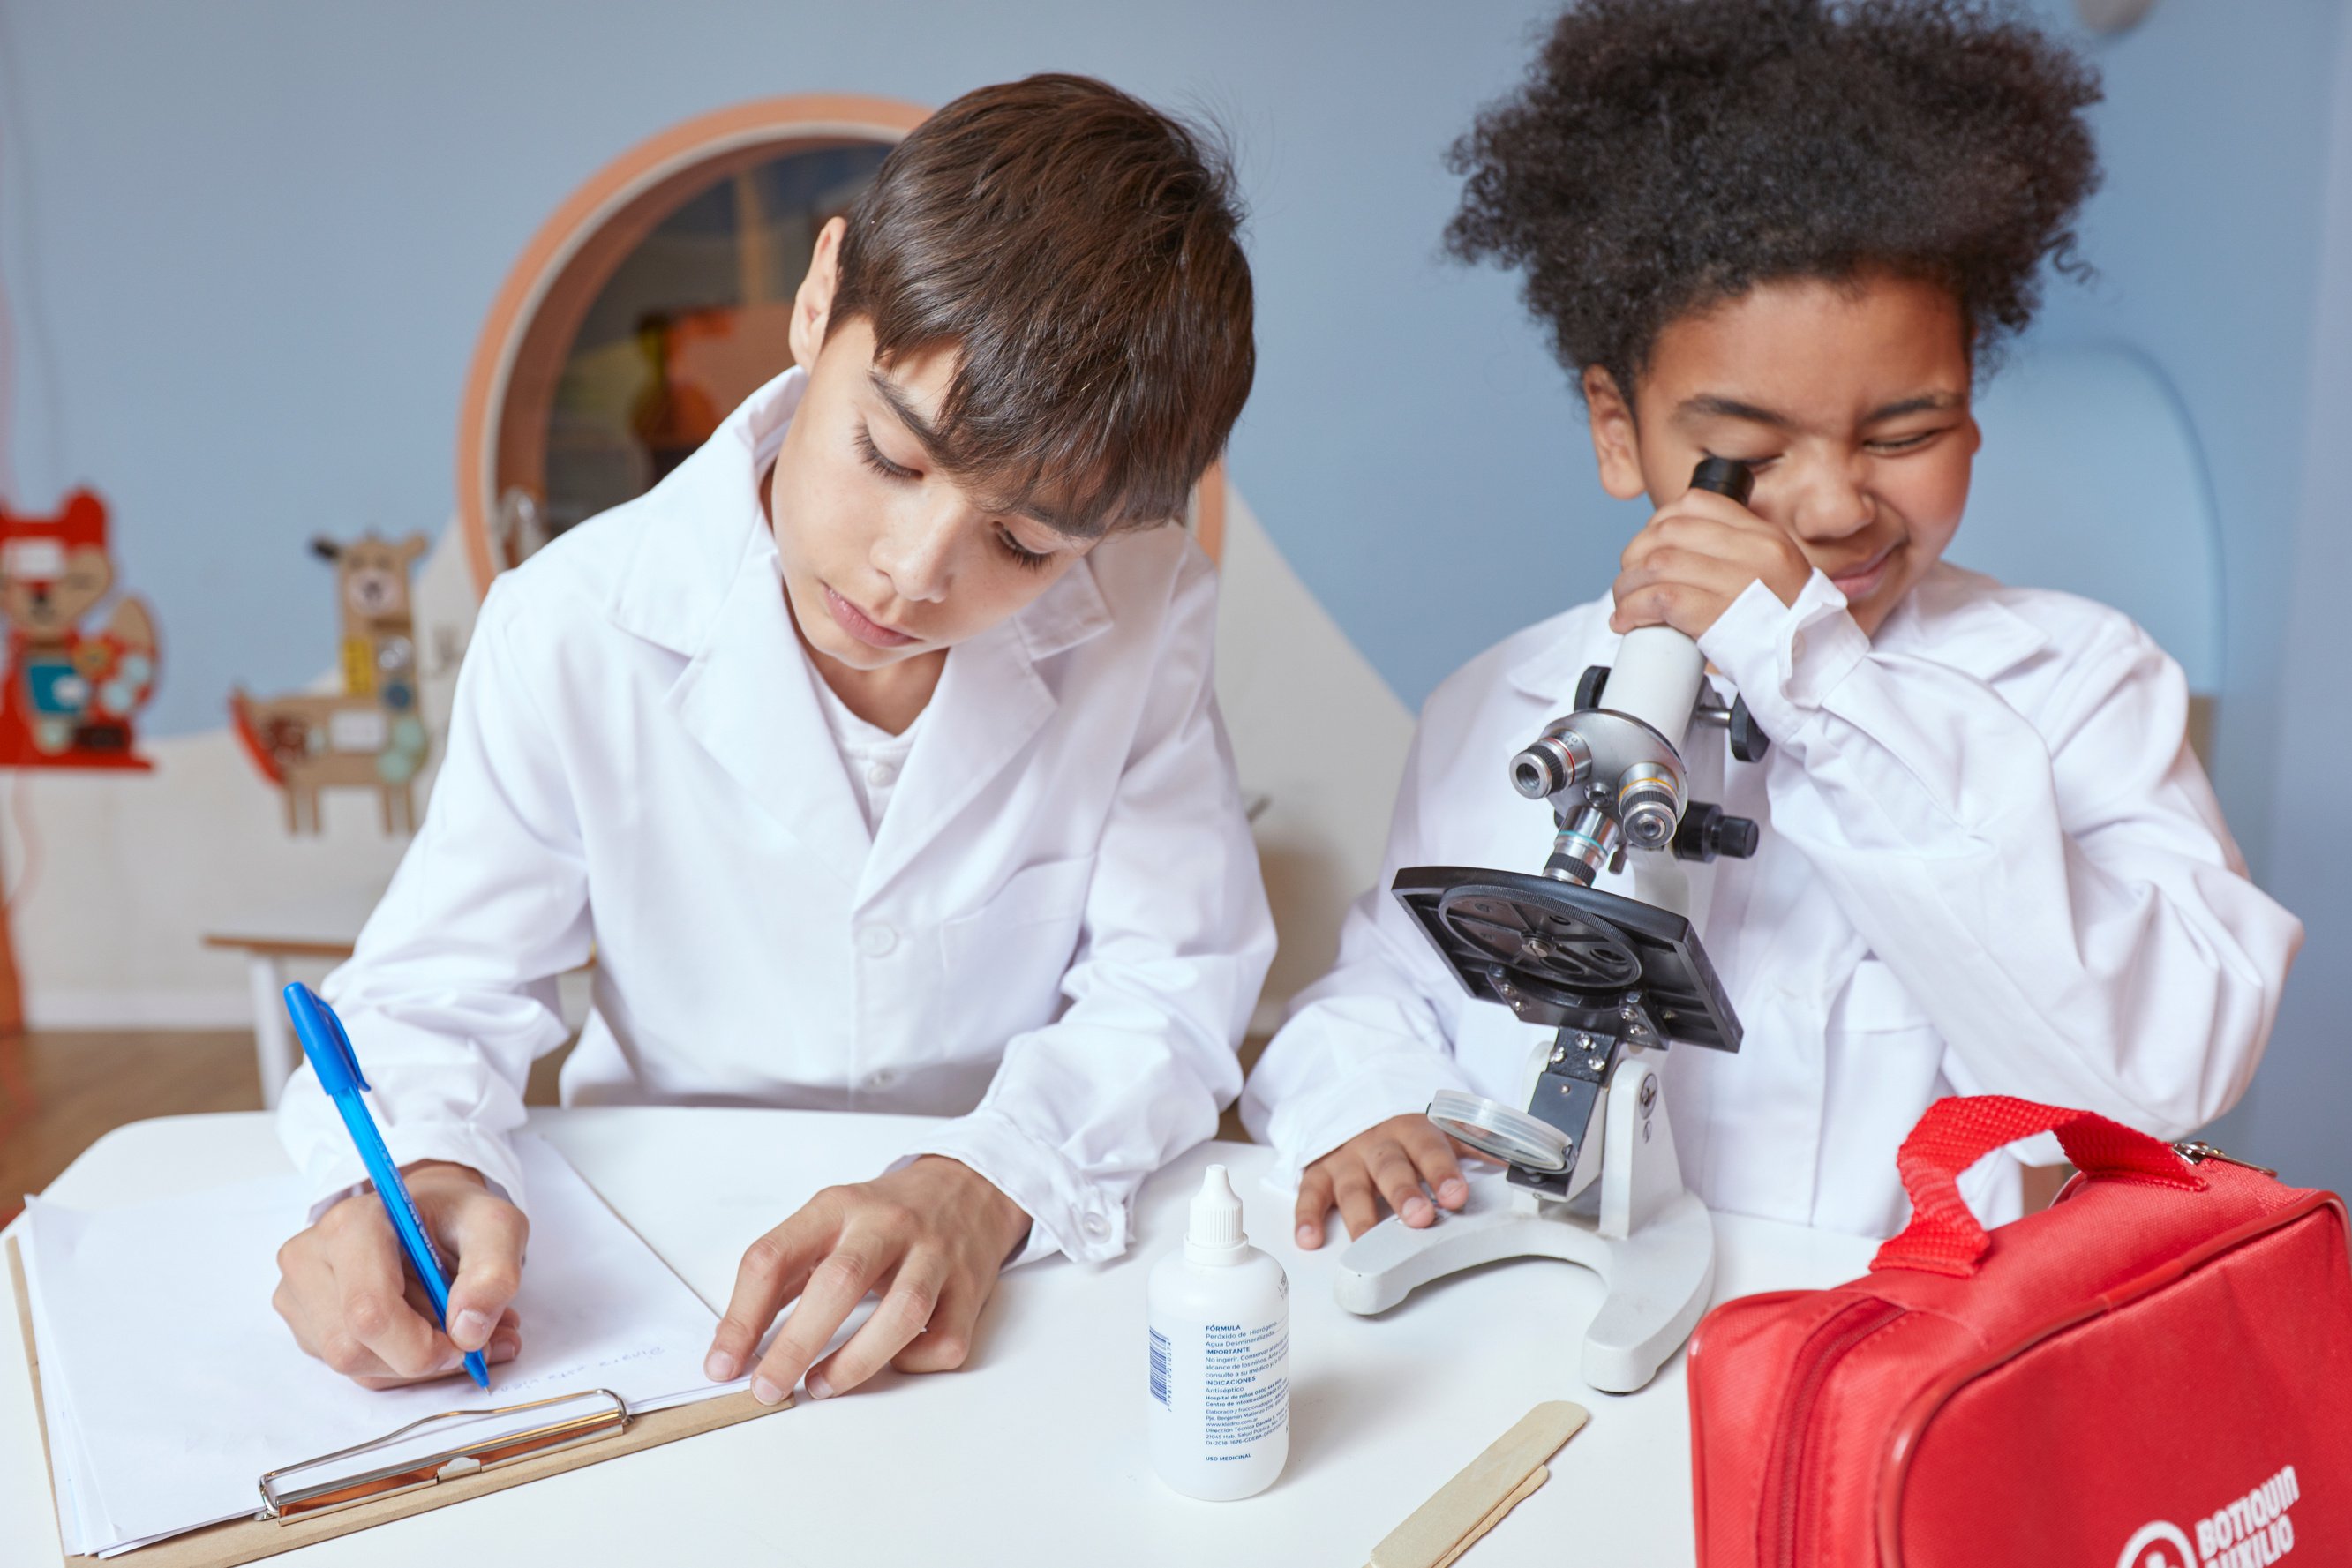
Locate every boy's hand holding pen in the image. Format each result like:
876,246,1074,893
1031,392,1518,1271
273,1159,529,1390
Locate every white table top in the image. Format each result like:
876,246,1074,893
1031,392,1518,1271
0,1109,1875,1567
199,886,387,956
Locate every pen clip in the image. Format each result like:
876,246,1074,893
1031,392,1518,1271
283,981,368,1096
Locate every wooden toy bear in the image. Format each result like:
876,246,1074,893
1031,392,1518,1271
0,489,158,769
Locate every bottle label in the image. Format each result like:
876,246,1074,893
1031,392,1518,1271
1201,1319,1288,1454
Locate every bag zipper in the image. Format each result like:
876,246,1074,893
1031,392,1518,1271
1760,1297,1905,1568
2173,1139,2277,1178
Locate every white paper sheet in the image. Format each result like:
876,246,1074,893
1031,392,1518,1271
24,1133,746,1556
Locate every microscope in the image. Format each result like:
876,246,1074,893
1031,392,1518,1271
1334,457,1766,1392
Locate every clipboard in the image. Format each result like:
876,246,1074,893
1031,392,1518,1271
9,1237,787,1567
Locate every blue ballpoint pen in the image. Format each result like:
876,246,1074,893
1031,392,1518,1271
283,981,492,1391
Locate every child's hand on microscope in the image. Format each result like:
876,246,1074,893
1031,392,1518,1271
1294,1114,1500,1248
1609,483,1811,640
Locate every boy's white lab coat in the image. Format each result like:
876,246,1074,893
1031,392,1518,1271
1243,567,2301,1235
277,368,1274,1264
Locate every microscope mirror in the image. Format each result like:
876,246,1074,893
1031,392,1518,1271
1427,1090,1572,1173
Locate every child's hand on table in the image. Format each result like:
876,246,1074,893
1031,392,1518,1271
704,1154,1033,1405
273,1160,528,1389
1295,1114,1499,1249
1609,483,1811,640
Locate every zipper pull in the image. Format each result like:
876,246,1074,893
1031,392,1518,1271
2173,1139,2278,1179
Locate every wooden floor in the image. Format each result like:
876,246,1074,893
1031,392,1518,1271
0,1030,571,1225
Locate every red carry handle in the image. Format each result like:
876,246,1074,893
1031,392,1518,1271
1869,1095,2205,1278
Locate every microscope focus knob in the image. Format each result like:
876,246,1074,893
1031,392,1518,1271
1713,814,1762,859
1728,696,1771,763
1672,803,1762,863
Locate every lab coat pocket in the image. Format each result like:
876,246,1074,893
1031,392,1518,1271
938,854,1097,1048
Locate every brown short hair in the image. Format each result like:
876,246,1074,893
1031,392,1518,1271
830,73,1254,535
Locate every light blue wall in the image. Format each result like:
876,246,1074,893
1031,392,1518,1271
3,4,2346,1170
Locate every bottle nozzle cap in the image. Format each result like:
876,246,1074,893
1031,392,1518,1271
1187,1164,1247,1255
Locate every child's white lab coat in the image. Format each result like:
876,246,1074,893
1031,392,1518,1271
1243,566,2300,1235
277,368,1274,1264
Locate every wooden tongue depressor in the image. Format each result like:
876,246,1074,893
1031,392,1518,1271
1367,1401,1589,1568
1432,1466,1549,1568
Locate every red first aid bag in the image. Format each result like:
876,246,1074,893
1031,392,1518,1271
1687,1095,2352,1568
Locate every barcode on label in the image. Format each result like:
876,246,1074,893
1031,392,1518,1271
1148,1327,1172,1409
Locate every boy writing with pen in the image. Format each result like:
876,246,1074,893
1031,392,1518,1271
270,75,1274,1404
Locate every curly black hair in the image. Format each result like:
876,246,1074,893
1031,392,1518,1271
1447,0,2101,398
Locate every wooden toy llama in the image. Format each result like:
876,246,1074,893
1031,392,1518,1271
231,533,431,833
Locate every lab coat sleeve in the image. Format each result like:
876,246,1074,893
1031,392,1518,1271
1697,571,2303,1137
895,553,1276,1265
1237,713,1478,1192
274,579,592,1214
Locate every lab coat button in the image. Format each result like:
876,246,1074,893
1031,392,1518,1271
857,923,898,957
867,761,898,788
1080,1212,1112,1243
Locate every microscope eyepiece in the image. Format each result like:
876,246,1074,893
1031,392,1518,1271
1690,456,1756,506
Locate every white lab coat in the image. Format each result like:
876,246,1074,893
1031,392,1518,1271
1242,566,2302,1236
277,368,1275,1264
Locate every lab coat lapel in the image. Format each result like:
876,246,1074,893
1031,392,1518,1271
1868,563,2052,684
1506,611,1610,709
860,558,1113,898
668,538,874,891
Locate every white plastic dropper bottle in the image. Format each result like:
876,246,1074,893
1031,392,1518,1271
1147,1164,1289,1500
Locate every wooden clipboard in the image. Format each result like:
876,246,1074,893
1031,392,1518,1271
9,1237,787,1567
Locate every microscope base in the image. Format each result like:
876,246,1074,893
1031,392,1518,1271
1331,1053,1715,1393
1332,1181,1715,1392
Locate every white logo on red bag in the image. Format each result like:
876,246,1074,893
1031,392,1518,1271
2117,1521,2198,1568
2117,1464,2299,1568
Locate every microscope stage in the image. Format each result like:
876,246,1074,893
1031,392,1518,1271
1391,865,1742,1052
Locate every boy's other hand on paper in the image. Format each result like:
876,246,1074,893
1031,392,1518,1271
273,1161,527,1389
1608,485,1812,641
705,1155,1032,1404
1295,1114,1498,1248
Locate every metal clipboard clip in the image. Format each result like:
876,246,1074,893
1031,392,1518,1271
257,1388,630,1523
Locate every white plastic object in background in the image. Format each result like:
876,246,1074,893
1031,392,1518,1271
1146,1165,1290,1500
1955,344,2219,689
2076,0,2157,34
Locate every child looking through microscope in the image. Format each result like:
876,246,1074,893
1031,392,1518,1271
1245,0,2301,1244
